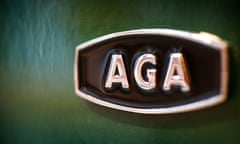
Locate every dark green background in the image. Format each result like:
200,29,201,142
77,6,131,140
0,0,240,143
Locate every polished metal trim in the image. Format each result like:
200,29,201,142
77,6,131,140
74,29,228,114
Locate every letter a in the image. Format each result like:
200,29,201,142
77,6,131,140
163,53,190,92
105,54,129,89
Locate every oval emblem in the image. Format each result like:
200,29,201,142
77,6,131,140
74,29,228,114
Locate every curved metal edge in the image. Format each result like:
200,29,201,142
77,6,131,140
74,28,228,114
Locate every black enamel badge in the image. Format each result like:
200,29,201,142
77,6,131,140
74,29,228,114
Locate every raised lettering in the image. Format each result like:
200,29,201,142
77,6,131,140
105,54,129,89
163,53,190,92
134,54,157,90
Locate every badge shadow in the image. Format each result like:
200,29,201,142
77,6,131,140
87,46,239,129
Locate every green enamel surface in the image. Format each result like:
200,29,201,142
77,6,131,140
0,0,240,143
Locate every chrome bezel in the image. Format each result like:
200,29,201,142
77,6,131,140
74,29,228,114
